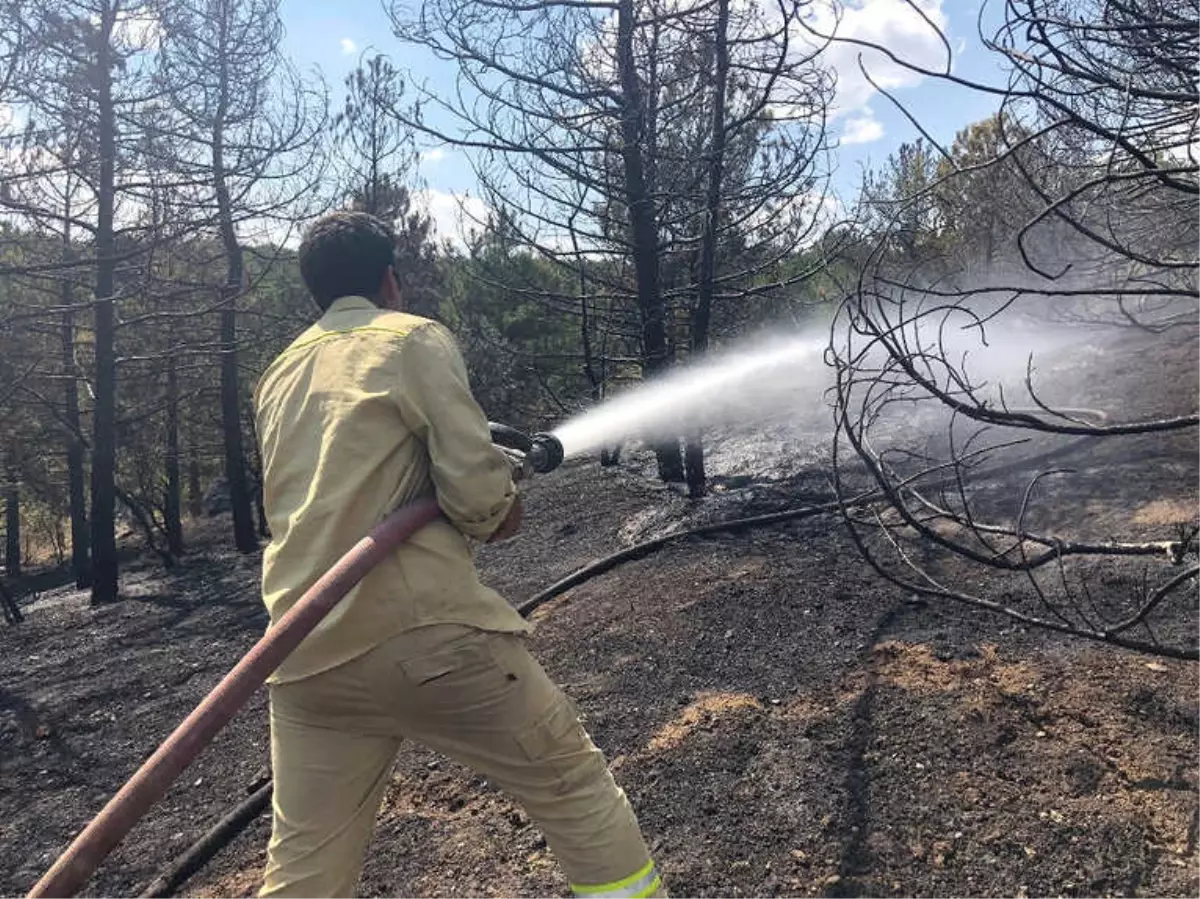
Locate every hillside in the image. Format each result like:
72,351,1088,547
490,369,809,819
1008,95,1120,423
2,409,1196,897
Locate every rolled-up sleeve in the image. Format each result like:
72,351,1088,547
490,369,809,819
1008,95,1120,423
392,322,516,540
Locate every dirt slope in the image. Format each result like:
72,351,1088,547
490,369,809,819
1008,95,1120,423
1,324,1197,898
1,452,1196,898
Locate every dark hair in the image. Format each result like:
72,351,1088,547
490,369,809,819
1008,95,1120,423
298,211,397,311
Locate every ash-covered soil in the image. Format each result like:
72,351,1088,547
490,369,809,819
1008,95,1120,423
1,322,1196,898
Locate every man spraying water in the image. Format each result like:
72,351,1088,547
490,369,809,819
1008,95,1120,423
253,211,662,898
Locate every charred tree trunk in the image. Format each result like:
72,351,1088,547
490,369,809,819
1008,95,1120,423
683,434,706,499
213,91,257,554
243,404,270,539
187,454,203,520
684,0,730,500
165,354,184,557
254,481,268,539
616,0,683,483
4,469,19,579
0,577,21,624
62,295,91,588
89,4,119,604
218,291,256,552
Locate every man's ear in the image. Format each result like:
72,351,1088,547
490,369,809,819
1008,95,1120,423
380,265,404,311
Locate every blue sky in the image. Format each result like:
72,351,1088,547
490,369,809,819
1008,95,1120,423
282,0,1011,238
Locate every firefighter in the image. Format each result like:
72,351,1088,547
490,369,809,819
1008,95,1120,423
253,211,662,898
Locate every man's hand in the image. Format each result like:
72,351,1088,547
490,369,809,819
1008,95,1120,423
498,446,533,482
487,494,523,543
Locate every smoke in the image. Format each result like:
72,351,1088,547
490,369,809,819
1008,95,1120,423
859,299,1085,409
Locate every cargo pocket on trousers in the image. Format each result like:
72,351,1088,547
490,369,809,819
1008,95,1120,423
400,632,498,687
515,696,601,796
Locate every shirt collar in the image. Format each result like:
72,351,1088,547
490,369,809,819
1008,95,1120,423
326,296,378,314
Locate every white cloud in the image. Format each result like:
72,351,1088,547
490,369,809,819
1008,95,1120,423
841,111,884,145
419,147,447,165
415,188,490,248
799,0,949,117
340,38,357,55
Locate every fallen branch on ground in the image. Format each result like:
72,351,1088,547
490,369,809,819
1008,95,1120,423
515,494,876,617
137,782,273,898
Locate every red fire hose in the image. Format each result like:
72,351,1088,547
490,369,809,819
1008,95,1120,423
28,498,443,899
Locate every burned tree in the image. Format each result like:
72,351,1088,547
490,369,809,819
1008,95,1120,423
388,0,682,478
824,0,1199,657
3,0,182,603
159,0,327,554
389,0,831,487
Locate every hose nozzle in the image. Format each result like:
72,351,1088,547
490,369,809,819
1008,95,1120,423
527,432,564,474
488,423,565,476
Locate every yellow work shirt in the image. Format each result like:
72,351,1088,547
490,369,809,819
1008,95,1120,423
254,296,531,684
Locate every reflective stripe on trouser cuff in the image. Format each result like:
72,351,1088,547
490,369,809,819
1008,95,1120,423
572,861,661,898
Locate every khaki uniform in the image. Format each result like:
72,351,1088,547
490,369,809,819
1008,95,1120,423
254,298,659,897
